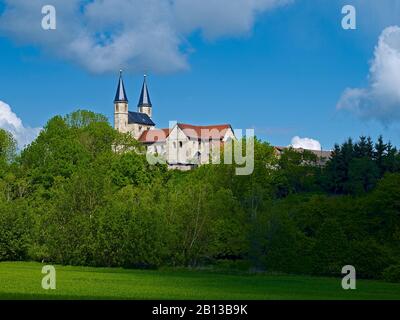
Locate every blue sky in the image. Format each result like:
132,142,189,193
1,0,400,150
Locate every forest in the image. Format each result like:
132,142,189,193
0,110,400,282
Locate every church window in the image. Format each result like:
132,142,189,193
179,141,183,148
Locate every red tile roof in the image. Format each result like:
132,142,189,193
138,128,170,143
138,123,232,143
177,123,231,140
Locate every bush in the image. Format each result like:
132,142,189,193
214,259,252,273
251,211,314,274
0,201,31,261
382,265,400,283
312,218,348,276
348,239,392,279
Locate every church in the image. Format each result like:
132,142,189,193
113,72,236,170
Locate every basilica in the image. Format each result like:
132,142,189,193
113,72,235,170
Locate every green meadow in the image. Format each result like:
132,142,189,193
0,262,399,300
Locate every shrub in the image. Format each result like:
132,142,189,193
348,239,392,279
312,218,348,276
0,202,31,261
382,265,400,283
215,259,252,273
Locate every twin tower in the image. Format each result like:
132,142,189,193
114,71,155,139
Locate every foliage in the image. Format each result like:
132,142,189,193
0,129,17,176
0,200,31,261
0,110,400,280
312,218,348,276
322,136,400,194
382,265,400,283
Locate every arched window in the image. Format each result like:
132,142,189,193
179,141,183,148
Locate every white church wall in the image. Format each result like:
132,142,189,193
165,125,191,164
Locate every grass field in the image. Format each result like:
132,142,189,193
0,262,399,300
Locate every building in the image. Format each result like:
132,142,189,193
114,71,155,139
114,72,235,170
274,146,332,166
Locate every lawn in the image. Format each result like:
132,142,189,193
0,262,399,300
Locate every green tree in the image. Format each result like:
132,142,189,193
0,129,16,174
0,200,31,261
312,218,348,276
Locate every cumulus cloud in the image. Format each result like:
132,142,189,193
346,0,400,33
0,0,292,73
173,0,292,39
337,26,400,124
290,136,321,151
0,101,42,149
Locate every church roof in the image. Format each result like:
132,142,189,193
128,111,155,126
138,75,152,107
138,129,170,143
177,123,232,140
138,123,232,143
114,70,128,103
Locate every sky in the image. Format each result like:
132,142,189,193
1,0,400,150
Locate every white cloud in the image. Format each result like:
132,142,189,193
0,101,42,149
173,0,293,40
0,0,292,74
344,0,400,33
290,136,321,151
337,26,400,124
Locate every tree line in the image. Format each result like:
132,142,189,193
0,110,399,282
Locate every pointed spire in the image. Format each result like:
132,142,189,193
138,74,152,107
114,69,128,103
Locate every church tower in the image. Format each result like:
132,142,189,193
114,70,129,133
137,75,152,118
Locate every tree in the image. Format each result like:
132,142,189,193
2,108,400,280
64,109,108,128
345,157,379,194
312,218,348,276
0,129,16,169
0,200,31,261
323,139,354,194
348,239,392,279
383,143,400,173
255,211,314,274
374,135,387,176
367,173,400,246
276,148,320,196
322,136,398,195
